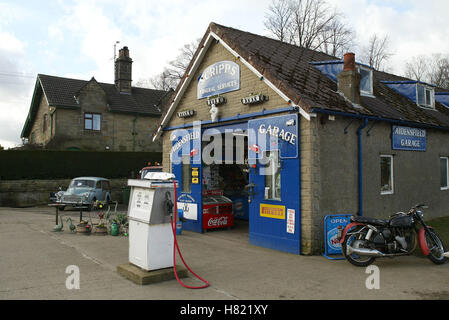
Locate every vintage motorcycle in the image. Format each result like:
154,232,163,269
338,204,447,267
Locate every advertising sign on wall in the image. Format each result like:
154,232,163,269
197,61,240,99
260,204,286,220
322,214,351,260
392,125,426,151
248,114,298,160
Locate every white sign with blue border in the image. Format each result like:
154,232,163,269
197,61,240,99
392,125,426,151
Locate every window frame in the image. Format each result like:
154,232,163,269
440,157,449,190
181,155,191,194
263,150,282,201
84,112,102,131
416,84,435,109
357,65,374,96
380,154,394,195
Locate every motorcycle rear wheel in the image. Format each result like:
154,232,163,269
342,226,376,267
425,229,447,265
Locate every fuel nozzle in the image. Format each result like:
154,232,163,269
164,191,174,216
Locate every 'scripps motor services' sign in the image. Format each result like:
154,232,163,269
260,204,286,220
392,125,426,151
197,61,240,99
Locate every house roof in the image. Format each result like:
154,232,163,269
21,74,169,138
154,22,449,139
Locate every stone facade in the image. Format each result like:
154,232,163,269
162,41,291,171
28,80,162,152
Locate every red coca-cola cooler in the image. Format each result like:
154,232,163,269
202,190,234,230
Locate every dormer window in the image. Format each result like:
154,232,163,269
416,84,434,109
357,65,373,96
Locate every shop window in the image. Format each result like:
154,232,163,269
84,113,101,131
440,157,448,190
417,84,434,109
264,150,281,200
380,155,394,195
181,155,191,193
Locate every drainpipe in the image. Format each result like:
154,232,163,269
356,118,368,216
132,115,137,152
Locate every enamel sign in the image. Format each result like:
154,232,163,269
392,126,426,151
322,214,351,259
197,61,240,99
248,114,299,159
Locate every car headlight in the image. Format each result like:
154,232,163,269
83,192,90,200
56,191,64,201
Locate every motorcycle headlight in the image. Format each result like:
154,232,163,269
416,210,424,218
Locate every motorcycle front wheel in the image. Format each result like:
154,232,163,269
425,229,447,265
342,226,376,267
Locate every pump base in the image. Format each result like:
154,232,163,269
117,263,188,285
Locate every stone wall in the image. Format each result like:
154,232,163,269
29,80,162,152
0,178,129,207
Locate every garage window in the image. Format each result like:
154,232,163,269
440,157,448,190
380,155,394,195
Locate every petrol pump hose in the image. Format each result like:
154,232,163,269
170,179,210,289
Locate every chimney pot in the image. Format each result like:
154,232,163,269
343,52,356,72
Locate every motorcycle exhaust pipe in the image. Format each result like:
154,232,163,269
346,245,386,257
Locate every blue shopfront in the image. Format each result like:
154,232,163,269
169,113,302,254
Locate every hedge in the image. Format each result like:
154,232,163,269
0,150,162,180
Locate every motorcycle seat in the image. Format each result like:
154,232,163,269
351,216,389,226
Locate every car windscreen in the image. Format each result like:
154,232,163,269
70,179,95,188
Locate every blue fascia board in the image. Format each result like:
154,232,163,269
310,108,449,132
163,106,295,131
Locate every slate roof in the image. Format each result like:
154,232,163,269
157,22,449,135
38,74,167,115
22,74,169,137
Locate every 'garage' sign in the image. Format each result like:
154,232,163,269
392,125,426,151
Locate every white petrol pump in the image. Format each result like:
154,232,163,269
127,172,177,271
127,171,210,289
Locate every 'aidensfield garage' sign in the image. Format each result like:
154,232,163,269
197,61,240,99
392,125,426,151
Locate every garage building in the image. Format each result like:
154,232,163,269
153,22,449,255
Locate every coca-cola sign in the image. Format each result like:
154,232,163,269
207,216,228,227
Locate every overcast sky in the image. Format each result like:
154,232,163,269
1,0,448,149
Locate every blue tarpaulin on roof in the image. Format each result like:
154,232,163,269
383,82,417,103
312,62,343,82
436,93,449,108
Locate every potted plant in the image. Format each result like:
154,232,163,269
94,211,108,235
76,220,91,234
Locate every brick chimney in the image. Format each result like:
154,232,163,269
337,52,361,105
114,46,133,94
